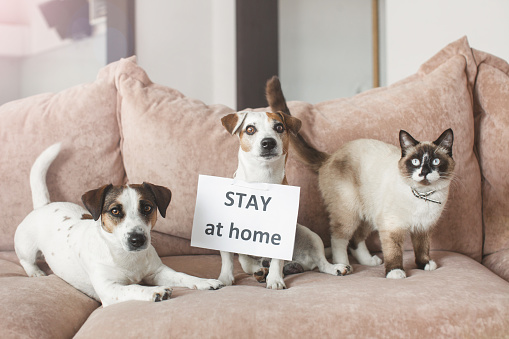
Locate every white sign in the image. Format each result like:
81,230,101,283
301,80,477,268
191,175,300,260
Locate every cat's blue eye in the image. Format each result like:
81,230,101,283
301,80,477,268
411,158,420,166
432,158,440,166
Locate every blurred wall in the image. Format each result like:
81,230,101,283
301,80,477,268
135,0,236,108
384,0,509,85
279,0,373,103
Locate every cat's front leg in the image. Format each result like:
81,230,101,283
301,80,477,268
379,229,406,279
410,229,437,271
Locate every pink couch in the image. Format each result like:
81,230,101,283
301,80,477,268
1,37,508,338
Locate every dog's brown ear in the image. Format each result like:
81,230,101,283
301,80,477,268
142,182,172,218
221,112,247,135
81,184,113,221
278,112,302,136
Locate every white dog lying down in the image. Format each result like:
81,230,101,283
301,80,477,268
15,143,223,307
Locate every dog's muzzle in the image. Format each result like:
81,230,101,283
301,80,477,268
127,232,147,251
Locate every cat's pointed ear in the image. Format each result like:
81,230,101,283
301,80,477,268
399,130,419,157
433,128,454,157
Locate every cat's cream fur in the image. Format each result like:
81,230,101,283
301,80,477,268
318,133,454,279
265,76,455,279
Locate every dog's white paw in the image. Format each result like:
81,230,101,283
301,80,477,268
193,279,225,291
21,261,46,277
149,286,172,302
218,273,234,286
328,263,352,276
28,269,46,278
266,275,286,290
424,260,438,271
386,269,406,279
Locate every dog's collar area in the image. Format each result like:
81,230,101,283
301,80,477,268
411,188,441,204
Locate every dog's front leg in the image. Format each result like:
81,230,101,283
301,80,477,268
218,251,235,286
265,258,286,290
91,276,172,307
146,264,224,291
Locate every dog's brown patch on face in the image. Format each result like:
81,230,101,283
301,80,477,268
238,126,253,153
130,184,159,229
100,186,126,233
97,184,164,233
266,112,289,155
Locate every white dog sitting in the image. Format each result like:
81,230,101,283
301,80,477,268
217,78,350,289
15,143,223,307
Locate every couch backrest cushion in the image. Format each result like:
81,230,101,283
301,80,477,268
116,60,238,256
473,49,509,258
0,60,125,251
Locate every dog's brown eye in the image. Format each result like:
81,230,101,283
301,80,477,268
143,205,152,214
111,208,121,216
275,123,285,133
246,125,257,135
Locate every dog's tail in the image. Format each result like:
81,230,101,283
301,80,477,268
30,143,61,210
266,75,291,116
265,76,329,172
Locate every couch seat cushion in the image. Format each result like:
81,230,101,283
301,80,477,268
0,258,100,339
74,251,509,338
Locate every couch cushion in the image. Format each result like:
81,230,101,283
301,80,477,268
74,251,509,338
115,59,237,256
0,60,126,251
0,258,100,339
285,37,482,260
472,49,509,276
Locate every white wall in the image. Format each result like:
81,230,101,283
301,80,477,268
279,0,374,103
20,34,106,98
0,57,21,104
135,0,236,108
384,0,509,85
135,0,373,107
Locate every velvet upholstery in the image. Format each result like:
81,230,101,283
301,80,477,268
0,61,126,252
74,252,509,338
116,63,237,255
471,49,509,280
0,259,99,339
0,37,508,338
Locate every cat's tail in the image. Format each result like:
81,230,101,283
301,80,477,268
265,76,329,172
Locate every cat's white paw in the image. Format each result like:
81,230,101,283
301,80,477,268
386,269,406,279
368,255,383,266
424,260,438,271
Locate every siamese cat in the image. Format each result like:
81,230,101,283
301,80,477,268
265,76,455,279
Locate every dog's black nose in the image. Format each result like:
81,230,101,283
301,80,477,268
128,233,147,248
261,138,277,150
